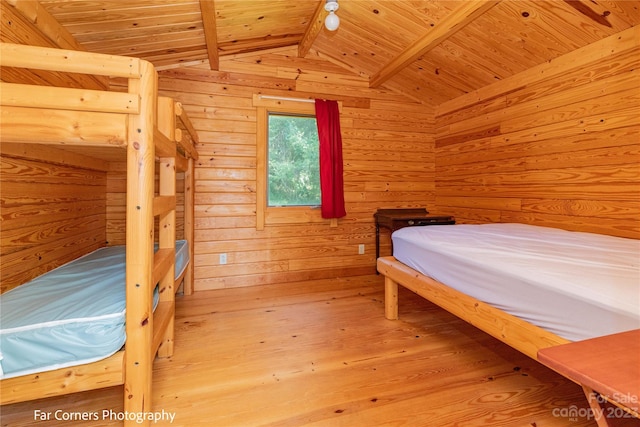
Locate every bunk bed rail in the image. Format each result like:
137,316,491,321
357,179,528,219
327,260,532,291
1,43,139,147
0,43,140,77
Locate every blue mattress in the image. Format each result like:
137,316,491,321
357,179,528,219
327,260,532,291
0,240,189,379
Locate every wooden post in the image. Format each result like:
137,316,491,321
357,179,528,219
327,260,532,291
125,60,157,426
157,97,177,357
184,157,195,295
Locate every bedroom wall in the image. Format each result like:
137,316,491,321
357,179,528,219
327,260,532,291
148,49,436,290
0,147,107,293
434,27,640,239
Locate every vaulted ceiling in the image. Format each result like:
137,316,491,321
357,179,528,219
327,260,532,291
22,1,640,105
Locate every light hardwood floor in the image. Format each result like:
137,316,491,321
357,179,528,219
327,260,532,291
2,275,638,426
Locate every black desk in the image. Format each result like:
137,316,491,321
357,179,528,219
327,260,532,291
374,208,455,259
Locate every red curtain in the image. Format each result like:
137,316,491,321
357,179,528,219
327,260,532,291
315,99,346,219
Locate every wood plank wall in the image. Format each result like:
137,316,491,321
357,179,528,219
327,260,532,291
150,47,435,290
0,147,107,293
434,27,640,239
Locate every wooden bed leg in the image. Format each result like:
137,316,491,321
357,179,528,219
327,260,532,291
384,277,399,320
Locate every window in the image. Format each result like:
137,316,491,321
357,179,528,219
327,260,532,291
267,113,320,207
254,95,338,230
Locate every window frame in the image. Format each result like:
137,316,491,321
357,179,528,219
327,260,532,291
255,96,323,230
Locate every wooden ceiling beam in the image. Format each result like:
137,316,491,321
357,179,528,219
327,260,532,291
369,0,501,88
298,0,325,58
199,0,219,70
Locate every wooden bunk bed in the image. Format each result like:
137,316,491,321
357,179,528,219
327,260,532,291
0,42,199,424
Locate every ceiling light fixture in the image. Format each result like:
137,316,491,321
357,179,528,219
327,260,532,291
324,0,340,31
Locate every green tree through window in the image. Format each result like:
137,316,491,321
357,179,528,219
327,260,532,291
267,113,320,206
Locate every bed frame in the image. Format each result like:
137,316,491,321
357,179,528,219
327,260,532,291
377,256,570,361
0,42,199,423
377,255,640,423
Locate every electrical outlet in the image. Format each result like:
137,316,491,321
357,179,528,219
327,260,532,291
358,244,365,255
219,253,227,265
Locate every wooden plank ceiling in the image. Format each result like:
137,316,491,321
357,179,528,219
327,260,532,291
34,0,640,105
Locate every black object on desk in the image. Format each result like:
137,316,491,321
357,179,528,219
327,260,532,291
374,208,455,260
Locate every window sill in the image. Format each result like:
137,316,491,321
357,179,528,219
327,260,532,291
265,206,327,225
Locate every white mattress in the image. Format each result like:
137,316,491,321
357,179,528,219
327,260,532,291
0,240,189,379
392,223,640,341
